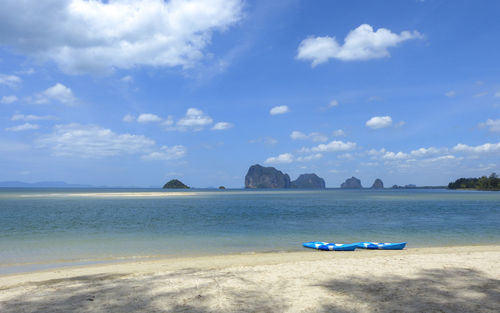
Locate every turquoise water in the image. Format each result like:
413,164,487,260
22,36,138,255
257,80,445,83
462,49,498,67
0,188,499,268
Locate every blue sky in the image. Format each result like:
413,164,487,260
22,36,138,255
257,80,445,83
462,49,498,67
1,0,499,188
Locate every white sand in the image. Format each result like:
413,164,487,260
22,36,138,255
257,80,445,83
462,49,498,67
1,245,499,312
18,192,199,198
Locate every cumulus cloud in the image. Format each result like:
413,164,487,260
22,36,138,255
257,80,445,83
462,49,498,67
296,24,422,66
290,131,328,142
479,119,500,132
1,95,18,104
176,108,213,130
34,83,76,105
270,105,289,115
141,145,186,160
366,116,393,129
264,153,294,164
0,74,22,87
382,151,409,160
305,140,356,153
453,142,500,153
137,113,162,123
11,113,56,121
495,91,500,98
5,123,39,131
0,0,243,74
37,123,156,158
212,122,233,130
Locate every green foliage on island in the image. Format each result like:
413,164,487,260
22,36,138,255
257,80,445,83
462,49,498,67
448,173,500,191
162,179,189,189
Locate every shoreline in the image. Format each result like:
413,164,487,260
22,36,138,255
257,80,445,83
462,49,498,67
1,243,498,277
1,245,499,312
2,243,500,277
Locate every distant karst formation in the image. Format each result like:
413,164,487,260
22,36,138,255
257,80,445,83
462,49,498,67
162,179,189,189
340,176,362,189
291,173,326,189
370,178,384,189
244,164,325,189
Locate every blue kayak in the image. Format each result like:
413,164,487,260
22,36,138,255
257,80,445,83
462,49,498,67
355,242,406,250
303,241,357,251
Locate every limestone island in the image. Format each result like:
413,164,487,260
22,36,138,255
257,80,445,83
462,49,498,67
340,176,362,189
244,164,325,189
370,178,384,189
162,179,189,189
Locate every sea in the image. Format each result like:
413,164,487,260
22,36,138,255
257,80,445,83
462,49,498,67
1,188,499,274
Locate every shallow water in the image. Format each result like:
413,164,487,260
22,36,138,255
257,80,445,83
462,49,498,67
0,188,499,268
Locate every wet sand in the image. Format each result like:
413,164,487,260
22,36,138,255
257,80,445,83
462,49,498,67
1,245,499,312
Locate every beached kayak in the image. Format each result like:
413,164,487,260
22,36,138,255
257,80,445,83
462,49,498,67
355,242,406,250
303,241,357,251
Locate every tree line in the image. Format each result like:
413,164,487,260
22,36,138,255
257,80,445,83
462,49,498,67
448,173,500,190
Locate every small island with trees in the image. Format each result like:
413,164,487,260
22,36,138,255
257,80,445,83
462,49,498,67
448,173,500,191
162,179,189,189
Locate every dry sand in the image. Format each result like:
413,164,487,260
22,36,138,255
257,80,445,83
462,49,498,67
1,245,499,312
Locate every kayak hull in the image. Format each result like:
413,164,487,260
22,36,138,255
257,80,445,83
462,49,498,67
355,242,406,250
303,241,357,251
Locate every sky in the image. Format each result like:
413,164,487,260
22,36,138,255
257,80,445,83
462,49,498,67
0,0,499,188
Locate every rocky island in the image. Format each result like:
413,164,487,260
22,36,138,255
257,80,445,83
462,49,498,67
245,164,291,188
340,177,362,189
291,173,325,189
244,164,325,189
162,179,189,189
370,178,384,189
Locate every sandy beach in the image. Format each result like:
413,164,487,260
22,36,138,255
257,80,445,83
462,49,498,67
1,245,499,312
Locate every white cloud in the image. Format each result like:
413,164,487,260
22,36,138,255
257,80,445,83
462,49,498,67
141,145,186,160
445,90,456,97
270,105,289,115
296,153,323,162
176,108,213,130
307,140,356,153
290,131,307,140
495,91,500,98
11,113,55,121
290,131,328,142
332,129,345,137
296,24,422,66
264,153,294,164
35,83,76,105
123,114,135,122
479,119,500,132
366,116,393,129
329,99,338,107
162,115,174,127
15,68,35,75
0,74,21,87
137,113,162,123
382,151,409,160
1,95,18,104
0,0,243,74
453,142,500,153
410,147,447,157
212,122,233,130
37,123,155,158
5,123,39,131
121,75,133,82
